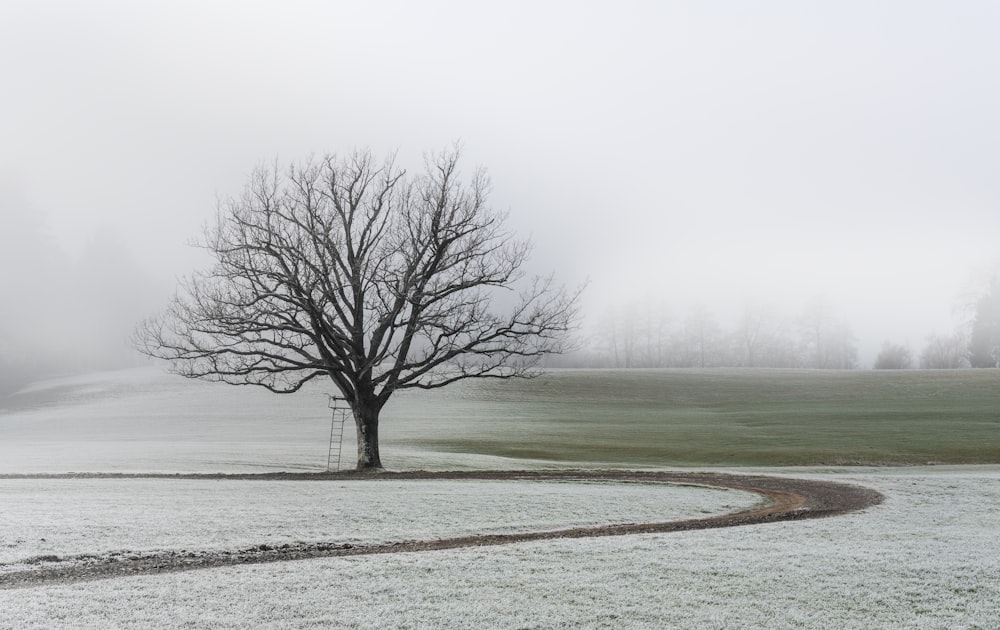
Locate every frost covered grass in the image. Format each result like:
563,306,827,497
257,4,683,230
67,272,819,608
2,368,999,628
0,368,334,474
421,368,1000,466
0,478,758,570
1,468,998,629
2,367,999,471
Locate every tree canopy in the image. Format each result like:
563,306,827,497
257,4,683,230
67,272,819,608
968,276,1000,368
136,148,580,469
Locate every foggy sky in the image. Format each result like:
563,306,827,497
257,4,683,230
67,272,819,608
3,0,1000,368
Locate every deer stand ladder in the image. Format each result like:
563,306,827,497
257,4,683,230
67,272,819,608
326,396,349,472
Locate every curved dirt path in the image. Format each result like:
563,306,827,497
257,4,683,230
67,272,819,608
0,470,883,589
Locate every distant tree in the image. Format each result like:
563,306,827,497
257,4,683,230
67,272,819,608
679,305,724,368
0,323,47,394
596,300,672,368
735,304,765,368
874,342,912,369
635,300,672,367
0,178,160,384
598,306,638,368
734,302,795,368
919,332,967,369
0,180,67,386
69,228,161,370
135,149,581,470
967,275,1000,368
0,331,19,395
798,297,857,369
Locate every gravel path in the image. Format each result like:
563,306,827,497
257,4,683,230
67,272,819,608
0,470,883,589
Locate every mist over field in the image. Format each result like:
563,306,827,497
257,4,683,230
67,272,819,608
5,6,1000,625
3,1,1000,384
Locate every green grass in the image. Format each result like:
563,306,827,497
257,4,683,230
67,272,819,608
408,368,1000,466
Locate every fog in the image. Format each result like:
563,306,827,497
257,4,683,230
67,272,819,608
3,0,999,381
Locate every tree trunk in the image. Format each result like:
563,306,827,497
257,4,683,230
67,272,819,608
353,403,383,470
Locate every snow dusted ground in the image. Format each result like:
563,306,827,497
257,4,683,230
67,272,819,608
0,367,545,474
0,478,758,570
1,467,998,629
2,369,999,628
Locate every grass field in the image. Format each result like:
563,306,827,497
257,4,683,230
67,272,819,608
2,367,999,628
3,468,999,630
405,368,1000,466
2,367,999,471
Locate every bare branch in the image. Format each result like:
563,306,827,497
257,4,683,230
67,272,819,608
135,147,581,469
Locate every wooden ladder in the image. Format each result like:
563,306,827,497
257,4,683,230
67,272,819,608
327,396,349,472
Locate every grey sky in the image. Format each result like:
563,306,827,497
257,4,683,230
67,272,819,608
3,1,999,365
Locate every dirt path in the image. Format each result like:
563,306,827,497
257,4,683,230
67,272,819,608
0,470,883,589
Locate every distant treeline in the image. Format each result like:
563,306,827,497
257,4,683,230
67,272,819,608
547,297,858,369
0,205,162,394
547,280,1000,370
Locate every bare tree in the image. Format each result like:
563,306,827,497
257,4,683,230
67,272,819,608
967,274,1000,368
735,301,790,368
598,306,636,368
919,332,967,369
873,342,912,369
135,149,581,470
798,297,857,369
636,299,672,368
679,305,724,368
596,300,672,368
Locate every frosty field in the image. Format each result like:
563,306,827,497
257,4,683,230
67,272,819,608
2,469,997,629
1,367,999,628
0,478,759,569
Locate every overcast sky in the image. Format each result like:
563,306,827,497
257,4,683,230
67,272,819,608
3,0,999,366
